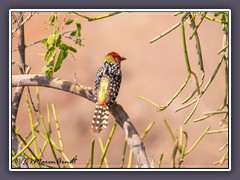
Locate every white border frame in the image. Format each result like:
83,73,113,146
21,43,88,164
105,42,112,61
9,9,231,171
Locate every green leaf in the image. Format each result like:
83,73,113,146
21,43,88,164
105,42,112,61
46,67,53,78
48,13,56,26
46,31,61,48
54,50,68,72
58,43,69,50
58,43,76,52
65,19,74,25
70,30,77,36
54,31,61,47
45,47,56,63
41,38,48,46
68,45,77,53
47,33,55,48
75,39,83,46
41,65,51,73
42,65,54,77
76,21,81,37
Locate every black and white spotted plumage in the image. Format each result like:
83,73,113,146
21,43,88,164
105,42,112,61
94,63,122,106
91,52,126,133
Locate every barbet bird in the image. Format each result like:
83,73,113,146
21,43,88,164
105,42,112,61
91,52,126,133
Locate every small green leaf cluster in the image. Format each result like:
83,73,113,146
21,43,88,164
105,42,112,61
41,13,82,77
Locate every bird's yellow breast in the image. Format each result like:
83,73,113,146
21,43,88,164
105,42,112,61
97,76,110,105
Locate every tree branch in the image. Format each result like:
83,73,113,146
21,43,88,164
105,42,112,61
12,12,29,168
12,74,150,168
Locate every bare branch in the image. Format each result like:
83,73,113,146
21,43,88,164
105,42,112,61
12,12,29,168
12,74,150,168
12,12,36,34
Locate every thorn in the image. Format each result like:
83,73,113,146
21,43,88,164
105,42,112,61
73,73,77,83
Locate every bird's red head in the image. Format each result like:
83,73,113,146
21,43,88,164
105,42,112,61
105,52,126,64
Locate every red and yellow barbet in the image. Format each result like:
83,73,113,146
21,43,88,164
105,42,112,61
91,52,126,133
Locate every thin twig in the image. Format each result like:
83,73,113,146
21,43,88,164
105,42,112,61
214,149,228,165
202,57,224,94
193,115,212,122
191,71,200,95
141,121,155,139
73,12,121,22
27,87,38,112
171,140,178,168
174,12,182,16
149,12,190,44
38,141,47,160
154,21,192,112
138,96,159,107
149,22,181,44
181,22,191,75
25,93,39,157
204,15,221,23
15,131,39,161
127,149,133,168
179,131,188,167
120,139,128,168
189,13,204,72
185,126,210,155
221,28,229,108
90,139,95,168
176,56,224,113
39,112,60,168
218,45,228,54
189,12,207,40
163,119,176,142
98,137,109,168
219,143,228,151
158,153,164,168
184,97,200,124
52,104,64,151
181,73,204,104
176,98,197,112
204,110,228,115
12,136,36,162
12,12,36,34
46,103,52,134
207,129,228,134
99,122,117,168
159,76,190,111
36,129,61,151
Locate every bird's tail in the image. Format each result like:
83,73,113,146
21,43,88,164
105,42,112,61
91,104,109,133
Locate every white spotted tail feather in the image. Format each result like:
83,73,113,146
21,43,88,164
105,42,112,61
91,105,109,133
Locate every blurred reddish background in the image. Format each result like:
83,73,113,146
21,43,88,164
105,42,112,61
12,11,228,168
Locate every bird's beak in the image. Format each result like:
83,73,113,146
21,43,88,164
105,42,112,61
120,56,126,61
